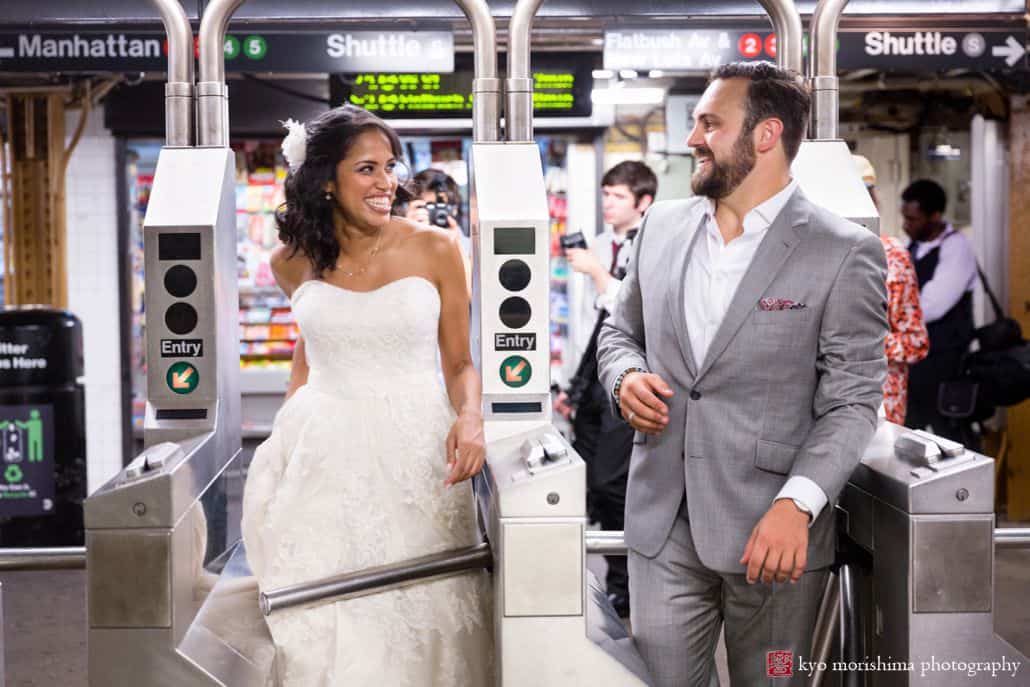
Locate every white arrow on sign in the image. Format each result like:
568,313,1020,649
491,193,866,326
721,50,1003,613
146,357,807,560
992,35,1026,67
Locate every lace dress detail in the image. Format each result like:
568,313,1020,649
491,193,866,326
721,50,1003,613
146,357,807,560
241,277,494,687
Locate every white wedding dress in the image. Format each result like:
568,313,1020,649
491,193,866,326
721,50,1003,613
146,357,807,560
241,276,494,687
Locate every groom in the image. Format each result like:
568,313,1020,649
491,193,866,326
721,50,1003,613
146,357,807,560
597,62,887,686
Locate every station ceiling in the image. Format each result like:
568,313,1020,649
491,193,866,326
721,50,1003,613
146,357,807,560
3,0,1026,29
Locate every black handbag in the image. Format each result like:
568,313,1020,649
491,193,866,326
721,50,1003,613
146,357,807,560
972,265,1023,353
964,345,1030,407
942,266,1030,416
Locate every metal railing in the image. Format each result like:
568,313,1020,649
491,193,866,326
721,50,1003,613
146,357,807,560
0,547,86,571
0,526,1017,578
585,528,1030,556
994,527,1030,549
585,530,628,555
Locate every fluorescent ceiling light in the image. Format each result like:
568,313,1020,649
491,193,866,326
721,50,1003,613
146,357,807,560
592,69,614,79
648,70,666,78
619,69,639,79
591,87,666,106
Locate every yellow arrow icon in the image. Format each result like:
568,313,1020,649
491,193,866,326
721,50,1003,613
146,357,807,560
172,367,194,389
505,359,527,382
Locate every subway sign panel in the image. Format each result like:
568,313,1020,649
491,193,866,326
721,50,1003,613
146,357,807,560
0,31,454,73
603,28,1028,72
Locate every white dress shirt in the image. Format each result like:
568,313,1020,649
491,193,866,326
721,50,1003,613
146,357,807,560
571,227,638,367
908,224,977,323
592,227,637,313
685,179,827,523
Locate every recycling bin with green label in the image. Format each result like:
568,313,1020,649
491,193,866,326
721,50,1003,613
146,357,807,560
0,308,86,546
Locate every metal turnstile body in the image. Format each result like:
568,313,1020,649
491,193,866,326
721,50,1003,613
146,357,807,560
478,425,651,686
85,147,245,686
470,142,551,430
838,422,1027,685
470,142,652,686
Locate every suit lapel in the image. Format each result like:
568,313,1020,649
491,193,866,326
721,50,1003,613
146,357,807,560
694,190,811,383
665,205,706,379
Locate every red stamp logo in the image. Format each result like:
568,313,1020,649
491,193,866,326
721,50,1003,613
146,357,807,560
767,650,794,678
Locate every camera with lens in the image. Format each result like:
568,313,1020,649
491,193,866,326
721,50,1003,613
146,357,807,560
424,192,455,228
559,231,588,251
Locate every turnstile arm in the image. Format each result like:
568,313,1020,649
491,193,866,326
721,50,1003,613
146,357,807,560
260,543,492,616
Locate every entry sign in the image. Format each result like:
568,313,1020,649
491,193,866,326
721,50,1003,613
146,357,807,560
500,355,532,388
604,28,1028,71
166,362,199,395
160,339,203,358
495,333,537,351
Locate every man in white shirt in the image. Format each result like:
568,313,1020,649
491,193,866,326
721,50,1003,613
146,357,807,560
901,179,978,443
563,160,657,617
567,162,657,313
597,62,886,686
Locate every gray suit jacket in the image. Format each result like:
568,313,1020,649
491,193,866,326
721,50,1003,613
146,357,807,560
597,189,887,573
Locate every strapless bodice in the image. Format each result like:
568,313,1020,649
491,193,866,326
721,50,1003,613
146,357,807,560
290,276,442,395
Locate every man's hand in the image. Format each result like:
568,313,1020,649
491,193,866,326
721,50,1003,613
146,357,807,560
739,499,811,584
565,248,605,279
619,372,673,435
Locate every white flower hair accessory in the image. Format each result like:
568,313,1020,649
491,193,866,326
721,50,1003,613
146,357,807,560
280,118,307,172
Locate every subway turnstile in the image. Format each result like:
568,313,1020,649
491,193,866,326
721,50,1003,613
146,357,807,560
84,146,243,685
83,1,246,683
827,421,1029,686
476,425,651,685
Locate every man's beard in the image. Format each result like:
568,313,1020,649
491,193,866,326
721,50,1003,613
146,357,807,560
691,129,757,199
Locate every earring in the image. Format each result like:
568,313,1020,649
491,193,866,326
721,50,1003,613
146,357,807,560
324,192,332,200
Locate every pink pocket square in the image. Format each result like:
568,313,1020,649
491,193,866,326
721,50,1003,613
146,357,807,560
759,297,807,311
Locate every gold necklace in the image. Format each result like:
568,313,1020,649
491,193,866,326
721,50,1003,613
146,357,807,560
337,230,384,278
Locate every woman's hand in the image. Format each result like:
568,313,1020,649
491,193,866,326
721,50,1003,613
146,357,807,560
445,411,486,487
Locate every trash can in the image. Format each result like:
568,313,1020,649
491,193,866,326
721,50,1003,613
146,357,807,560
0,308,86,547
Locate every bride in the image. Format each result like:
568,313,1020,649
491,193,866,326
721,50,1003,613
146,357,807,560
241,105,494,686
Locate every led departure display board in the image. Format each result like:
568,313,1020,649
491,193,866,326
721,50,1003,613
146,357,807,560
334,53,595,118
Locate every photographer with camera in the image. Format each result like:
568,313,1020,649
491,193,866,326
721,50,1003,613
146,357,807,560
561,160,657,618
400,168,472,292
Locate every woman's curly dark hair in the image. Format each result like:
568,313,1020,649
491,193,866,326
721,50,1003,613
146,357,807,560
276,105,411,276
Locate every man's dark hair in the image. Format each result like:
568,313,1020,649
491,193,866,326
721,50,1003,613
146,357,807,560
710,61,811,163
902,179,947,217
601,160,658,205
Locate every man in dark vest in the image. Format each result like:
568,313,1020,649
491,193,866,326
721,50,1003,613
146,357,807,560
901,179,977,442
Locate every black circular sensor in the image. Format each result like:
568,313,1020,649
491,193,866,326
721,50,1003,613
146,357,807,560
499,259,531,292
165,302,199,335
164,265,198,298
499,297,532,329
